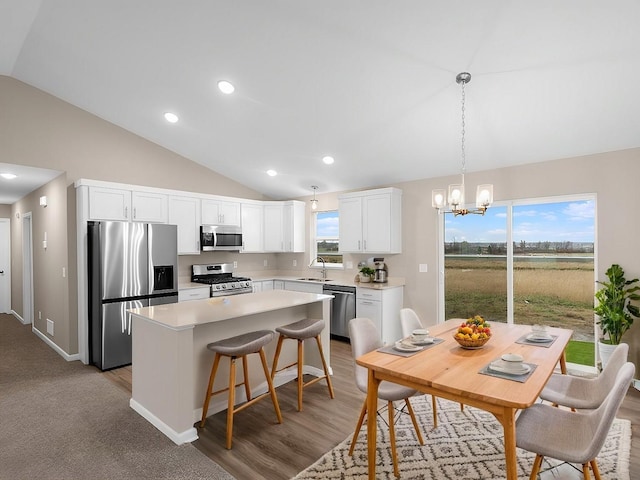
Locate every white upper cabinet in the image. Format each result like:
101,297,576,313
241,202,264,252
283,201,305,253
168,195,201,255
201,199,241,226
88,186,167,223
263,201,305,253
131,191,168,223
339,187,402,254
263,203,285,252
88,186,132,221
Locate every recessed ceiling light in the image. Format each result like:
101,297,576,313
218,80,235,94
0,173,17,180
164,112,179,123
266,169,277,177
322,156,335,165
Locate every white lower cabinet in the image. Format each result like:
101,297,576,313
356,286,403,345
252,280,274,293
178,287,210,302
283,281,323,294
274,280,285,290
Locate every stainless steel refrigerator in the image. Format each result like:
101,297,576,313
88,221,178,370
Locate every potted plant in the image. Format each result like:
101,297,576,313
359,266,375,283
594,263,640,367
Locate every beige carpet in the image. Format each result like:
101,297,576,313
293,395,631,480
0,314,235,480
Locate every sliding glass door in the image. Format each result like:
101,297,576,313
442,196,595,367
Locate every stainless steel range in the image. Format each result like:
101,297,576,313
191,263,253,297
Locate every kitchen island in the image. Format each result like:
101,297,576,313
128,289,332,445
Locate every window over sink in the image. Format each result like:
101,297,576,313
312,210,342,268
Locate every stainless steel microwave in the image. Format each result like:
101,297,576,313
200,225,243,251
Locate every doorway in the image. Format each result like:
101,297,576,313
22,213,33,325
0,218,10,313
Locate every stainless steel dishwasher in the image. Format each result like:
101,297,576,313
323,284,356,340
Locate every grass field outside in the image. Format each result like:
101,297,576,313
445,256,595,366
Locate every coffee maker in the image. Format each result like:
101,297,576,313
369,257,388,283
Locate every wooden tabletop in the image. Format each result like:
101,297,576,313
356,319,573,410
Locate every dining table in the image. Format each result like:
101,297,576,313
356,319,573,480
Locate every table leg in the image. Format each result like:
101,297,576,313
498,407,518,480
559,350,568,374
366,369,380,480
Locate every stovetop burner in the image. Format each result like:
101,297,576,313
191,263,253,297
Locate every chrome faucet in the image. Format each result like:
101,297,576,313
312,256,327,279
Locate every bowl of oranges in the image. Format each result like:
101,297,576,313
454,315,492,349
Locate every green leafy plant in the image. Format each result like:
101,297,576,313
594,264,640,344
359,267,375,278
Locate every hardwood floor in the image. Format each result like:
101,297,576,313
104,340,640,479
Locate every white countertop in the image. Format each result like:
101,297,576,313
130,289,331,330
249,275,405,290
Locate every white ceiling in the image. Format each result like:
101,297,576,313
0,162,60,204
2,1,640,201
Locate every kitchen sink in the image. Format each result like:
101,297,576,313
297,277,333,282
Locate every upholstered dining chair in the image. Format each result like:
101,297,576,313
348,317,425,478
540,343,629,410
399,308,442,425
516,361,635,480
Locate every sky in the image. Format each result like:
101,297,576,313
317,210,339,238
444,200,595,243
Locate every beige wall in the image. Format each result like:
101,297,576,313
3,74,640,371
11,174,70,349
0,205,10,217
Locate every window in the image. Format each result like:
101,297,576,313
312,210,342,267
441,196,595,368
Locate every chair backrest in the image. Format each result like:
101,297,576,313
348,317,382,393
593,343,629,401
583,361,635,461
399,308,422,337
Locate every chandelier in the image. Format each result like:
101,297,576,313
432,72,493,216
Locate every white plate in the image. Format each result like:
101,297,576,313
489,362,531,375
526,333,553,343
394,342,422,352
410,337,435,345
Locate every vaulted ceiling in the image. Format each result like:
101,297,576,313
2,1,640,201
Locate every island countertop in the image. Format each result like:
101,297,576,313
129,289,332,330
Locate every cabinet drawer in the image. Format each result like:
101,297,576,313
356,288,382,301
178,287,210,302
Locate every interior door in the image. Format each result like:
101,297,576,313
0,218,10,313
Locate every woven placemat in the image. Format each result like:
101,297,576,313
377,337,444,357
479,360,538,383
515,333,558,348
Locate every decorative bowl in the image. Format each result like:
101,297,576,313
453,315,492,349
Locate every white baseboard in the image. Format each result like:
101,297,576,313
634,379,640,391
11,310,28,324
31,326,80,362
130,398,198,445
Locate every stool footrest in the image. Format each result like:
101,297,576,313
303,374,330,389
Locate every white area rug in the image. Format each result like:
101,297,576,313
292,396,630,480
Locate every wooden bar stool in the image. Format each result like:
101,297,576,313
199,329,283,449
271,318,334,411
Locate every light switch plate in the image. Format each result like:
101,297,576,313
419,264,428,273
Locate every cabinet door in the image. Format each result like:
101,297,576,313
202,199,241,225
363,193,391,252
178,287,210,302
273,280,285,290
283,281,323,294
283,201,305,252
89,186,131,221
338,196,363,252
168,196,201,255
356,298,382,334
132,191,168,223
241,203,264,252
263,204,284,252
219,201,241,225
